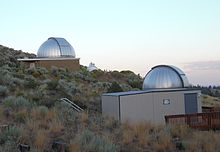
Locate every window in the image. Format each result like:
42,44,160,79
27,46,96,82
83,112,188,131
163,99,170,105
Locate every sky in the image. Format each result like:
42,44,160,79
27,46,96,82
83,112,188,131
0,0,220,86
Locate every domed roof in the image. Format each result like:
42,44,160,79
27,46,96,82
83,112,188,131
37,37,75,58
87,62,98,72
143,65,190,90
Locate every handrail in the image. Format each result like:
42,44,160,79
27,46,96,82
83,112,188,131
60,98,84,112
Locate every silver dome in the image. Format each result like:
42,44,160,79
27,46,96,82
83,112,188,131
37,37,76,58
143,65,190,89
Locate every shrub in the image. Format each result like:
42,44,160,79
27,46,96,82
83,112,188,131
0,140,17,152
111,71,124,79
74,129,118,152
50,66,59,77
38,106,49,118
47,80,58,90
3,96,33,110
15,109,28,123
57,79,79,96
31,106,49,120
0,126,22,144
91,70,104,78
0,85,8,96
127,79,142,89
56,102,77,124
107,82,123,93
24,75,38,89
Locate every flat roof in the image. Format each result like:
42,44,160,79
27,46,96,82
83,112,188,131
17,57,80,61
102,88,200,97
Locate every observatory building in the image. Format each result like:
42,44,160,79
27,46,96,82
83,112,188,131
102,65,201,124
87,62,98,72
18,37,80,71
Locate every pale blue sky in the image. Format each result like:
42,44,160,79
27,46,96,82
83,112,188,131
0,0,220,85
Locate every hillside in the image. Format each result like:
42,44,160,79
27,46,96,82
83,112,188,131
0,45,220,151
201,94,220,107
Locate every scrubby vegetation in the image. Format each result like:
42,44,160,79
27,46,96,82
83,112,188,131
0,45,220,151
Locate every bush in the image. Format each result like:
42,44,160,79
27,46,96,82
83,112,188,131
51,66,59,77
91,70,104,78
0,85,8,96
3,96,33,110
38,106,49,118
73,129,118,152
47,80,58,90
24,75,38,89
0,141,17,152
56,102,77,124
15,109,28,123
107,82,123,93
111,71,124,79
0,126,22,144
127,79,142,89
57,79,79,96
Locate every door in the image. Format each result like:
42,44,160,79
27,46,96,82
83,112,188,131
184,93,198,114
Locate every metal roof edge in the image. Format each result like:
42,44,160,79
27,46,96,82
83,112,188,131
17,58,80,61
102,88,200,97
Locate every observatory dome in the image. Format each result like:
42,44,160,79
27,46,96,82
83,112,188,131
87,62,98,72
143,65,189,90
37,37,75,58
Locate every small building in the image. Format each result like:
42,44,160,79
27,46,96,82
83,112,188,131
102,65,201,124
87,62,98,72
18,37,80,71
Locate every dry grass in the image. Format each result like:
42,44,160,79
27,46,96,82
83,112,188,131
121,122,134,145
80,111,89,127
45,108,57,121
184,131,220,152
168,124,190,138
49,119,64,138
0,106,6,123
69,141,81,152
154,132,175,152
134,122,152,146
30,107,47,120
122,129,134,145
201,94,220,107
34,129,48,149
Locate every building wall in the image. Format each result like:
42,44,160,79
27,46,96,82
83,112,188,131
37,59,80,71
20,59,80,71
152,91,185,124
119,92,185,124
120,93,154,123
102,96,120,120
102,90,201,124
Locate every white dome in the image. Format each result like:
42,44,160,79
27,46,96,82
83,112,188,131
143,65,190,90
87,62,98,72
37,37,75,58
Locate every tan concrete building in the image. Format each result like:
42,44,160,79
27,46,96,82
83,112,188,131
102,65,201,124
18,37,80,71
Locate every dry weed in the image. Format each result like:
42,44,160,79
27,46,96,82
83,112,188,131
34,129,48,149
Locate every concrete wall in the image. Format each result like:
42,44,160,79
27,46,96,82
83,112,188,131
102,96,120,120
120,93,154,123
